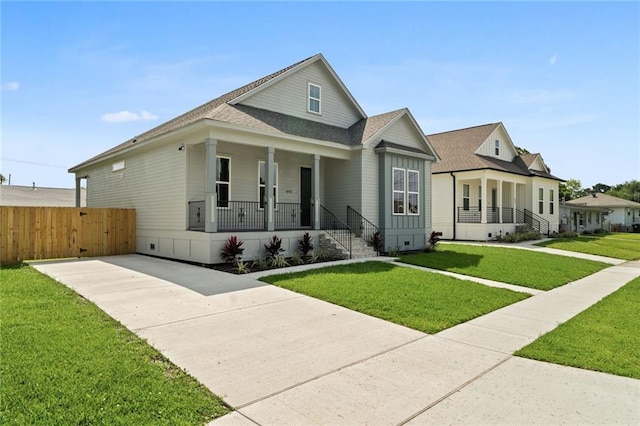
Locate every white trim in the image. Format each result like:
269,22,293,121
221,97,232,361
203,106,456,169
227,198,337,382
307,82,321,115
258,161,278,209
392,167,406,215
112,160,125,172
407,169,419,216
462,184,470,211
216,156,231,208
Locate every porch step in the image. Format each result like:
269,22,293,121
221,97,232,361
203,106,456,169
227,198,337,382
318,233,377,260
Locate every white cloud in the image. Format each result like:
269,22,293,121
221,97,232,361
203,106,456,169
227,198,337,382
1,81,20,91
101,110,159,123
550,54,559,65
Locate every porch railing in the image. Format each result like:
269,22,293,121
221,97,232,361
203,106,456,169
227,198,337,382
188,200,309,231
487,207,499,224
320,205,352,258
346,206,378,246
502,207,514,223
457,207,481,223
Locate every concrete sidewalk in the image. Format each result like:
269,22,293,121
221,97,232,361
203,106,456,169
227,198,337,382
31,255,640,425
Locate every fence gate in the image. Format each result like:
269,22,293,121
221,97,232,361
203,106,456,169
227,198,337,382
1,207,136,264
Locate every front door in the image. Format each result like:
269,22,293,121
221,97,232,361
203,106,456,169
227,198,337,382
300,167,312,227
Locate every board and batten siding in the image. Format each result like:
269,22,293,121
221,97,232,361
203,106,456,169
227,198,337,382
475,126,517,162
239,61,362,129
85,142,186,231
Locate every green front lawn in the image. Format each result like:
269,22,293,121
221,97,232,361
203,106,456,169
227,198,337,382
0,265,229,425
516,276,640,379
400,244,608,290
536,233,640,260
261,262,530,334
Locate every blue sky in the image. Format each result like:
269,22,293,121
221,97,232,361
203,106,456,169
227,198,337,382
2,1,638,190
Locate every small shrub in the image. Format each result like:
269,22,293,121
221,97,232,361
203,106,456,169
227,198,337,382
594,228,608,234
290,253,304,265
221,236,244,264
269,254,290,269
428,231,441,248
503,230,542,243
252,255,268,270
298,232,314,258
264,235,285,260
309,252,320,263
370,231,383,255
582,229,593,235
388,247,401,257
233,260,251,274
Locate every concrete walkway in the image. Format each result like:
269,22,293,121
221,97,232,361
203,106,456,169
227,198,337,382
31,255,640,425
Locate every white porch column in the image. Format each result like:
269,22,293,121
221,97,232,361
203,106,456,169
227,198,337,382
204,138,218,233
512,183,518,220
312,154,321,230
497,180,503,223
481,176,488,224
75,176,82,207
264,147,275,232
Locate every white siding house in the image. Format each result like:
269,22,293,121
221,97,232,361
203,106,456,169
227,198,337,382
427,123,562,241
70,54,439,263
562,193,640,233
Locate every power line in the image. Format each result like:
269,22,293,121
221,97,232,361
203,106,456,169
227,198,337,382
1,158,68,169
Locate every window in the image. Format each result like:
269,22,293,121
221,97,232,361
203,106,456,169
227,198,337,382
463,184,470,211
478,186,482,211
538,188,544,214
308,83,321,114
258,161,278,209
112,160,125,171
549,189,554,215
217,156,230,207
393,168,405,214
596,212,600,224
494,140,500,156
407,170,419,215
588,212,592,224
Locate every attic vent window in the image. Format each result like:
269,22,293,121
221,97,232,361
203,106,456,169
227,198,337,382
112,161,125,172
308,83,321,114
495,140,500,156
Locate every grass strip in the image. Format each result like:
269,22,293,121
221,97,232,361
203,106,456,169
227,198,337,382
261,261,529,334
0,265,230,425
515,276,640,379
400,244,608,290
536,234,640,260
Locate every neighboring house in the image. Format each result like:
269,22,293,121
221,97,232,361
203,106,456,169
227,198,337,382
562,193,640,232
427,123,562,241
0,184,86,207
69,54,439,264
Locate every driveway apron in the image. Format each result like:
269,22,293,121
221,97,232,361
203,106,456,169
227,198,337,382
31,255,640,425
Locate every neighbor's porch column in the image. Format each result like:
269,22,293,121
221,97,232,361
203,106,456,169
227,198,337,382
512,183,518,220
497,180,503,223
205,138,218,233
75,176,82,207
312,154,320,230
264,147,275,231
481,176,488,224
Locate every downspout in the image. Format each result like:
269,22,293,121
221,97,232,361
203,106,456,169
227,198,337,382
450,172,456,240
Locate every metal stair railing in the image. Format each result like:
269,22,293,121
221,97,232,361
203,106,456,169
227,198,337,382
320,205,352,259
346,206,378,248
524,208,550,235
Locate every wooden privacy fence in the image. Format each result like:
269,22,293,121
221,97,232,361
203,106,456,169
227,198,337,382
1,207,136,264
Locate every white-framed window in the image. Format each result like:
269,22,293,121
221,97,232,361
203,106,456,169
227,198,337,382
393,168,406,215
549,189,554,215
463,184,470,211
258,161,278,209
538,188,544,215
308,83,321,114
407,170,419,215
112,160,125,172
495,140,500,156
478,186,482,211
217,156,230,208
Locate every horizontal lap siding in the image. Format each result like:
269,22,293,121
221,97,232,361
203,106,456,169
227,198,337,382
378,115,426,152
323,156,360,221
475,127,516,162
240,61,361,128
86,143,185,231
361,148,379,226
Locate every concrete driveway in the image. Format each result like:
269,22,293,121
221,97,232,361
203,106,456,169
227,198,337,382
32,255,640,425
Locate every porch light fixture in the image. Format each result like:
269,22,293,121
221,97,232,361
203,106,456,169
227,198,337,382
178,144,185,151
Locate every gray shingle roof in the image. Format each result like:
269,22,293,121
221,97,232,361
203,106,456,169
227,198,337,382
568,193,640,208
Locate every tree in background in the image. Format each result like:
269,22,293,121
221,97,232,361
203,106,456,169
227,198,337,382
559,178,587,201
608,180,640,202
590,183,612,194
